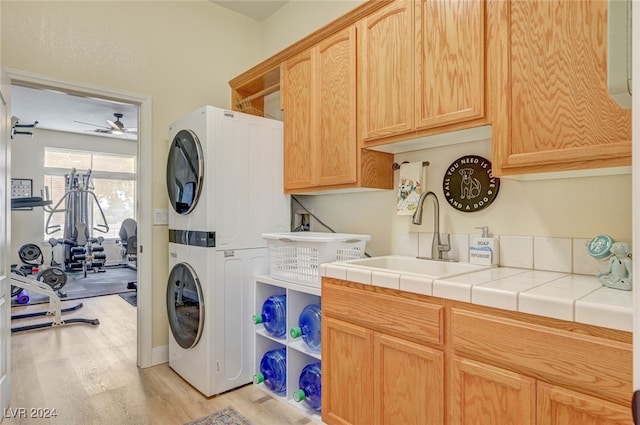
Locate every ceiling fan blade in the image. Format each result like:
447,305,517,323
74,120,110,129
106,119,124,131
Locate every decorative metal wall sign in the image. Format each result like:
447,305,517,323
443,155,500,212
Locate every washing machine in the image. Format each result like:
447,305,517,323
166,106,289,396
166,106,290,249
167,240,268,396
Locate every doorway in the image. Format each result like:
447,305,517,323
5,68,152,367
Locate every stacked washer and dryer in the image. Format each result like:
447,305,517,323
166,106,290,397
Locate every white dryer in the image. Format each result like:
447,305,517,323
166,106,289,396
167,241,268,396
166,106,290,249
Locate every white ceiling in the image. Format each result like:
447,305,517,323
10,84,138,141
210,0,288,21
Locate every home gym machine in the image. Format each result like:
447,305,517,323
45,168,110,277
12,243,68,299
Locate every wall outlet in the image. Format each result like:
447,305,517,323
154,209,168,225
292,208,311,232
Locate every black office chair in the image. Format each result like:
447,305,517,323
118,218,137,290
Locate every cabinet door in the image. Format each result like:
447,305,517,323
358,0,414,142
374,333,444,425
322,317,374,425
491,0,631,175
316,26,357,187
282,50,316,191
450,356,535,425
538,382,633,425
415,0,485,129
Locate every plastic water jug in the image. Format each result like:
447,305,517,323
290,303,321,352
253,348,287,395
253,294,287,338
293,362,322,411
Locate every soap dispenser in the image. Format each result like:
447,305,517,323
469,226,499,266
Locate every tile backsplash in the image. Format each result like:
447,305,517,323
399,232,613,276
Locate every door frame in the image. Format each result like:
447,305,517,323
4,68,153,367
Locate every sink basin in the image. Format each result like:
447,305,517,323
335,255,494,279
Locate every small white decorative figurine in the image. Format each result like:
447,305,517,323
596,242,633,291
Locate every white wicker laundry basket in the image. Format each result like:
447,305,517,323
262,232,371,287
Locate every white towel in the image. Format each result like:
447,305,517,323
396,162,423,215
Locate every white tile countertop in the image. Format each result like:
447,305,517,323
320,262,633,332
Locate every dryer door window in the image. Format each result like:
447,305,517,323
167,262,204,349
166,129,204,215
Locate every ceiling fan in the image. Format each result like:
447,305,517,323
75,113,137,135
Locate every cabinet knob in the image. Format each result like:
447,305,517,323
632,390,640,424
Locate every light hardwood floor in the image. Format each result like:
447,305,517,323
5,295,313,425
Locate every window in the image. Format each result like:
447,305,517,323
44,148,136,240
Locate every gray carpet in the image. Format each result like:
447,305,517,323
12,265,137,306
119,291,137,307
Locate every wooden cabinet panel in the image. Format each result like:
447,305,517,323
316,27,357,186
282,27,357,191
282,25,392,193
450,308,632,406
358,0,414,141
322,317,374,425
358,0,487,147
451,356,535,425
538,382,633,425
282,51,315,190
374,333,444,425
323,279,443,347
415,0,485,129
491,0,632,175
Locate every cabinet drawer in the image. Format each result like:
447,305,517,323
323,279,443,347
451,308,632,405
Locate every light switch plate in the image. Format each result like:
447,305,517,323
154,209,168,225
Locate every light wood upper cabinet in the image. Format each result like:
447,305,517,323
491,0,632,176
282,50,315,190
282,28,356,191
415,0,485,129
358,0,414,141
316,28,357,187
282,25,393,193
358,0,487,146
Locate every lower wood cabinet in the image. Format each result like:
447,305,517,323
374,333,444,425
323,317,374,425
322,316,444,425
322,278,633,425
451,356,536,425
537,382,633,425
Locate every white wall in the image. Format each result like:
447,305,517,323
1,0,266,348
260,2,632,258
10,128,136,267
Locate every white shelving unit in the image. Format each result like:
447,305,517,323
253,274,323,424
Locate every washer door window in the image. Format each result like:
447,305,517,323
167,262,204,349
166,129,204,215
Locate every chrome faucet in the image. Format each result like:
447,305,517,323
412,191,451,260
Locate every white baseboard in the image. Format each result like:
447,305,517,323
151,345,169,366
